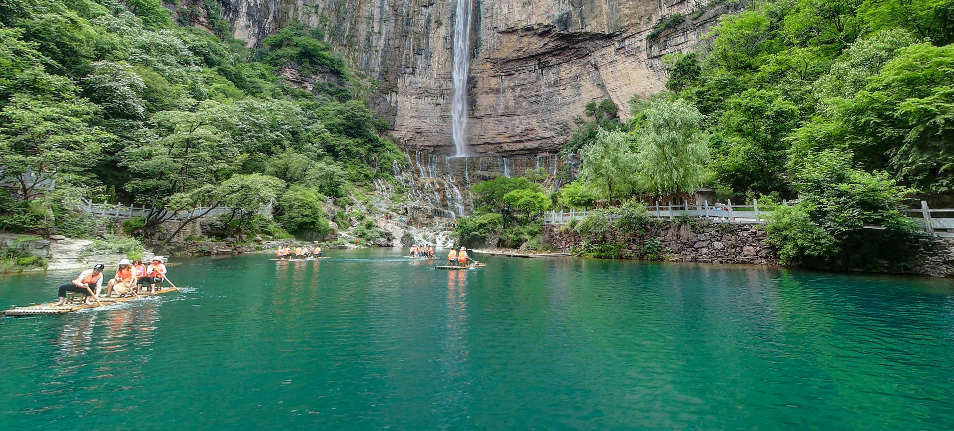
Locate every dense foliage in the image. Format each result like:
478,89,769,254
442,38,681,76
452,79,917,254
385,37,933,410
0,0,401,241
455,175,550,249
548,0,952,269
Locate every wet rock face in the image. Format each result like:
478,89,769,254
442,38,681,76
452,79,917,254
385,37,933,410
216,0,743,156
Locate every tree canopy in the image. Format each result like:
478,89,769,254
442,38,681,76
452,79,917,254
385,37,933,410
0,0,400,240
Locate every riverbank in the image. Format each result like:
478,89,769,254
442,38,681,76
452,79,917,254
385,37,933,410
541,221,954,278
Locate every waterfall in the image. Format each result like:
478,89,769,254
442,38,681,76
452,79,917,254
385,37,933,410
452,0,474,157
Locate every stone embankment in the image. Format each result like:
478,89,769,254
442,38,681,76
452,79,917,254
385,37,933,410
543,221,954,278
543,221,779,266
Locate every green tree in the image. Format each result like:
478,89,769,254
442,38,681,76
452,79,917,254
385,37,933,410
578,128,639,201
766,150,920,268
860,0,954,45
848,43,954,192
455,213,504,248
665,52,701,93
633,98,709,196
502,188,551,219
82,60,146,119
275,185,332,239
711,89,798,196
557,181,599,209
122,100,238,214
471,176,540,216
0,94,109,200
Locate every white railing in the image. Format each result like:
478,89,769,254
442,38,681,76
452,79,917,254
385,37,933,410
545,200,767,225
545,200,954,238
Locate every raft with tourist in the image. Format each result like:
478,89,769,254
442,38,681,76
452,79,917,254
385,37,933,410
435,247,484,269
270,244,327,261
3,256,181,316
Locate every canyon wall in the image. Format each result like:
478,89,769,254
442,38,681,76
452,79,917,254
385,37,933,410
216,0,743,156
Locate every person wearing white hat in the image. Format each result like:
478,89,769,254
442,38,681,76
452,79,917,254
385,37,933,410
142,256,167,294
105,258,136,297
457,247,469,266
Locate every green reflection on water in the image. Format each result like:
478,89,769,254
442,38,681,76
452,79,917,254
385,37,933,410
1,249,953,430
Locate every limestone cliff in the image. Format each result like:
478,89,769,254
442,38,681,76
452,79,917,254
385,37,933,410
214,0,743,156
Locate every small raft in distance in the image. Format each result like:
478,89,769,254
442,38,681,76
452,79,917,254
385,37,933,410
3,287,179,316
434,263,486,270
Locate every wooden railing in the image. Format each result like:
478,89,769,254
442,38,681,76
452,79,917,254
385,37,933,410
544,200,954,238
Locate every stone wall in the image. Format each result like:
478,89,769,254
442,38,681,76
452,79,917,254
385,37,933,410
543,222,954,277
910,237,954,277
542,220,779,265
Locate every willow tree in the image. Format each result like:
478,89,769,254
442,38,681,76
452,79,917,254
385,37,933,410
634,98,709,197
577,128,639,202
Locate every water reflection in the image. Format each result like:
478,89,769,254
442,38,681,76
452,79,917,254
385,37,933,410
55,313,98,361
435,268,471,427
2,252,954,430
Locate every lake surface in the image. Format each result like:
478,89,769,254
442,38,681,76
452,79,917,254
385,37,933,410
1,249,953,430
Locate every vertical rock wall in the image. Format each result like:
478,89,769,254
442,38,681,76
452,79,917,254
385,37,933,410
217,0,744,156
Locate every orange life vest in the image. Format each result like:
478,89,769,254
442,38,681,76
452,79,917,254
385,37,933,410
448,250,457,260
146,263,166,278
458,251,468,263
81,270,102,285
116,267,134,283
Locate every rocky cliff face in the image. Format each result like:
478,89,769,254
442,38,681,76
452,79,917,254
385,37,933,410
217,0,743,156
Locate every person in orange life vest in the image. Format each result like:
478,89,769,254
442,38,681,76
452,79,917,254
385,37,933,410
54,264,105,306
300,246,310,258
283,246,292,258
276,247,284,259
294,246,302,257
313,246,322,257
141,256,167,293
131,259,147,292
457,247,469,266
426,245,434,258
105,259,136,297
447,248,457,265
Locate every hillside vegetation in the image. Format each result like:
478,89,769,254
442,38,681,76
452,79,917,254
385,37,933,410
460,0,954,270
0,0,401,243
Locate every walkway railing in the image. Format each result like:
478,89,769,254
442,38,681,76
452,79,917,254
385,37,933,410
544,200,767,225
544,200,954,238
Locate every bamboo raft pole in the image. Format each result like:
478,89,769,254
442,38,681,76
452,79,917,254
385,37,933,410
3,287,180,316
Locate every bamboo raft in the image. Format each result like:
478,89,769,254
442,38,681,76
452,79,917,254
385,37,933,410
3,287,179,316
434,263,486,270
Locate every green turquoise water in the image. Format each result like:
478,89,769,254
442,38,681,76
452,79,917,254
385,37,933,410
1,249,953,430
